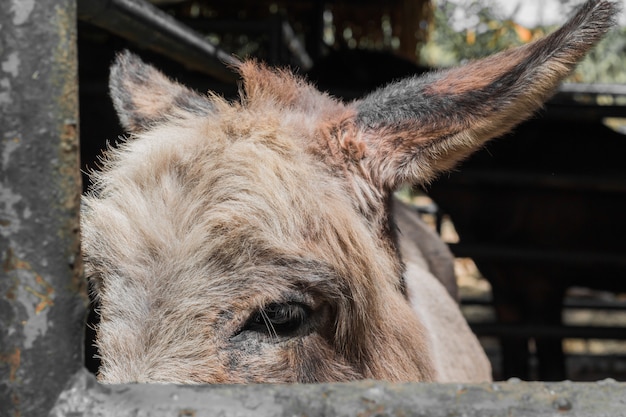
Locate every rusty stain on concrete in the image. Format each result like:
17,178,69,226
3,248,28,272
5,278,17,300
26,275,55,314
3,248,55,314
54,4,84,299
3,247,54,352
0,348,21,382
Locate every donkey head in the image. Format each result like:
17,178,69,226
81,0,618,383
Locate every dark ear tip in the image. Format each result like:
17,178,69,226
109,50,130,90
114,50,144,66
582,0,621,29
109,50,153,132
108,50,159,107
110,50,146,81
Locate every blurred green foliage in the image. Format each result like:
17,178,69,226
574,27,626,83
419,0,626,84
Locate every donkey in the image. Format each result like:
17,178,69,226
81,0,618,384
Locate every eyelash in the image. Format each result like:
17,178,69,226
244,302,311,338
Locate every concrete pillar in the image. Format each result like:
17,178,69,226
0,1,85,416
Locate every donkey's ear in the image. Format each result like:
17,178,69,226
109,51,214,133
355,0,618,190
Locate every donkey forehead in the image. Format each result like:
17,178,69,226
87,109,381,283
136,110,356,230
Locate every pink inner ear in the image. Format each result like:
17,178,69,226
424,47,529,96
126,75,176,120
110,51,215,133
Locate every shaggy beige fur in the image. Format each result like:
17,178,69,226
82,0,617,384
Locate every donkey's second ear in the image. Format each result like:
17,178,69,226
109,51,214,133
354,0,618,190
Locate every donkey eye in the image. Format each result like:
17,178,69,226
246,302,310,337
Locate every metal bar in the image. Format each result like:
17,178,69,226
560,83,626,96
0,0,86,416
542,103,626,121
463,297,626,311
449,243,626,268
282,20,314,70
78,0,241,83
178,16,314,70
470,323,626,340
439,170,626,193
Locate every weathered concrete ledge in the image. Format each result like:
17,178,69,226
50,368,626,417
